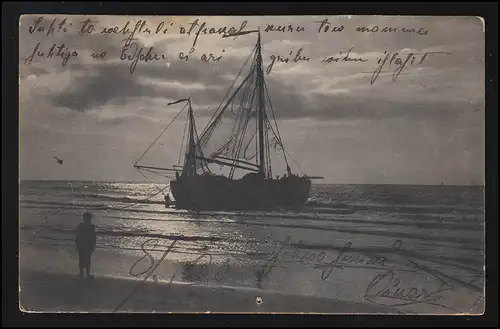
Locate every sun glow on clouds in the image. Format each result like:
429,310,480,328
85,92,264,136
140,78,207,91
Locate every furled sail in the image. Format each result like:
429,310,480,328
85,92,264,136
195,36,286,179
135,31,293,182
168,99,208,177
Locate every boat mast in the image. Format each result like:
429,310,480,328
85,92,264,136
256,30,266,177
186,98,196,177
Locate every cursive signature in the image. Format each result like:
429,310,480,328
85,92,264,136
313,241,392,281
361,241,484,312
114,238,177,312
125,238,235,301
260,236,396,281
364,269,456,310
370,50,451,84
118,236,481,313
260,236,291,278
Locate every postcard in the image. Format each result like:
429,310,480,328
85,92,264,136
19,15,485,314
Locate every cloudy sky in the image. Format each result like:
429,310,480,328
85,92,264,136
19,15,485,184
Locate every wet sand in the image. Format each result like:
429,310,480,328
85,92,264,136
19,268,400,313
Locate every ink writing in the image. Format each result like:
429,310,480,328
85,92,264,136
321,47,368,64
120,39,165,74
21,15,445,84
266,48,310,74
371,51,452,84
179,18,248,48
260,236,392,281
314,18,345,33
364,269,455,308
313,241,389,281
200,50,224,63
356,26,428,35
28,16,72,36
79,18,96,35
23,42,79,67
264,24,306,33
114,238,177,312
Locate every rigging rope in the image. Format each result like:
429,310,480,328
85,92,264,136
134,103,188,166
230,109,253,179
200,68,255,150
226,64,254,160
199,44,258,143
110,183,170,212
128,101,190,208
262,114,306,176
136,168,166,195
139,168,176,180
265,120,272,178
282,146,306,176
263,79,291,171
113,163,176,212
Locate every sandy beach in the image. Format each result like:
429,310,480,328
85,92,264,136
19,244,400,314
19,182,485,314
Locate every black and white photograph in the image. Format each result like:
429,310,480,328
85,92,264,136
18,15,485,314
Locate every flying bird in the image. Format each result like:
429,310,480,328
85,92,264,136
53,157,63,165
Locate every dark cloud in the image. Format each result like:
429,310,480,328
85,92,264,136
307,94,470,121
48,52,479,124
263,77,308,118
22,15,484,122
258,76,475,121
46,40,255,113
19,15,485,184
49,60,236,112
95,114,158,127
50,63,148,111
135,57,240,86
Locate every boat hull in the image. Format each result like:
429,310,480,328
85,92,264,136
170,175,311,211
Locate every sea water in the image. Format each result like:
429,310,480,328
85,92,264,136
19,181,485,313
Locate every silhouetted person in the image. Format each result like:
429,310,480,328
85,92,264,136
75,212,97,280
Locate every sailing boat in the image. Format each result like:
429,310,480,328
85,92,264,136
135,30,322,211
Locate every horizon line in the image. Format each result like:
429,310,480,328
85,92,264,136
18,179,484,187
